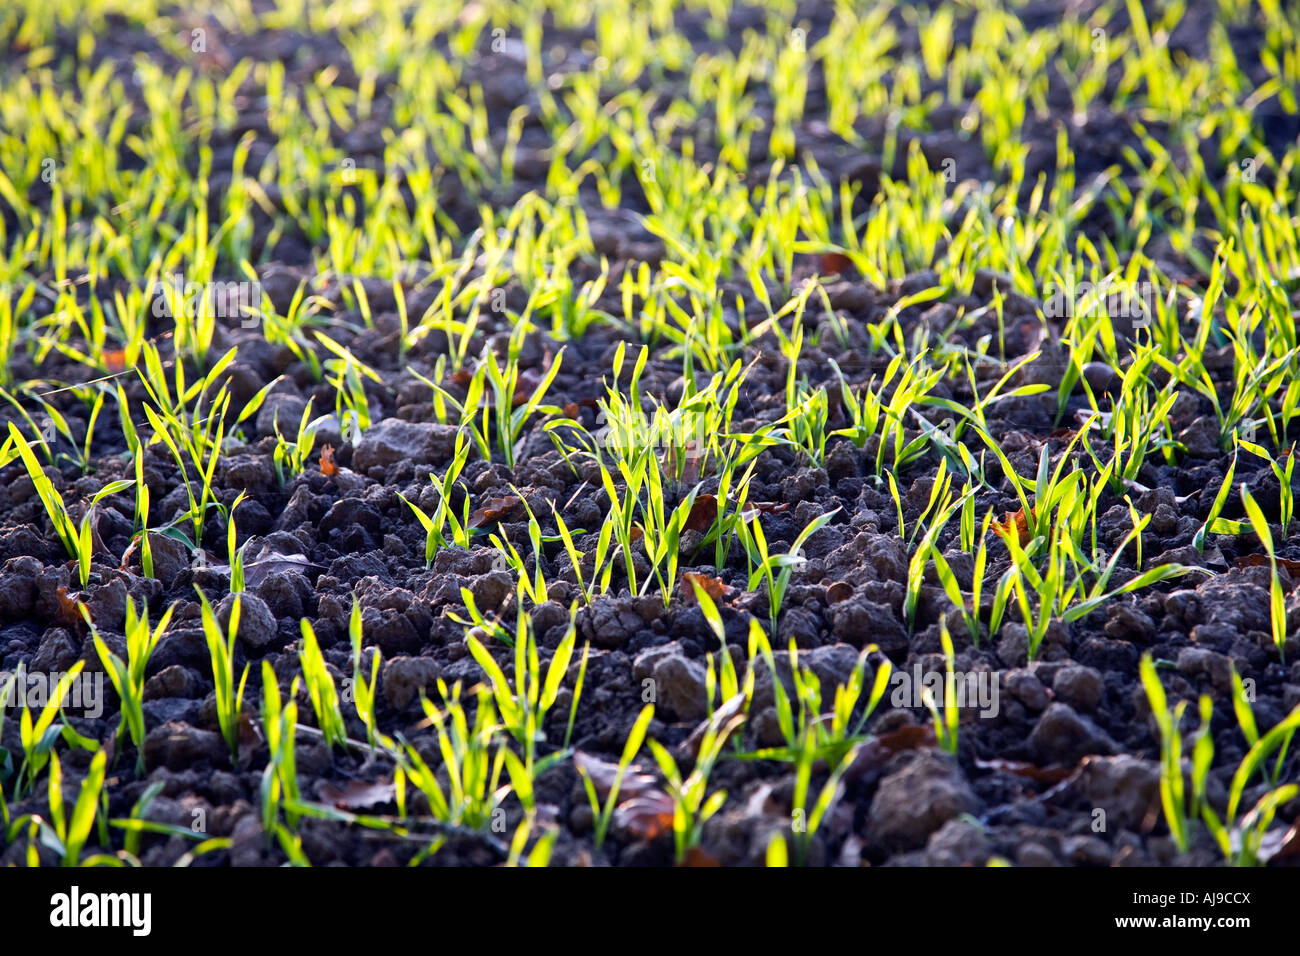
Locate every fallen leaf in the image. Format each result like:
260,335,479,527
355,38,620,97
742,782,778,818
534,803,562,827
1258,819,1300,864
203,544,325,588
54,586,90,629
572,751,658,799
739,501,790,521
1234,553,1300,575
875,724,936,753
319,779,397,810
681,572,726,605
819,252,853,274
683,493,718,532
469,495,521,529
102,349,128,372
319,444,338,477
847,724,936,780
1203,544,1228,569
992,508,1031,547
119,533,144,571
677,692,747,760
678,847,720,866
614,792,675,841
244,553,323,587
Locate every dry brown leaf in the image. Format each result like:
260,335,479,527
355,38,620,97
614,792,675,841
992,508,1031,546
236,709,262,767
819,252,853,275
560,397,600,419
681,572,727,606
678,847,720,866
1258,819,1300,864
1234,553,1300,575
739,501,790,521
848,724,936,780
677,692,747,760
319,444,338,476
246,554,323,587
204,543,324,589
876,724,936,752
469,495,522,529
319,779,398,810
974,756,1076,786
572,751,658,799
54,586,90,629
683,493,718,533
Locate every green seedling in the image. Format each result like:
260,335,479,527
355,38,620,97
1143,654,1300,864
647,705,745,864
260,661,303,840
8,423,133,585
271,398,319,484
22,749,111,866
738,507,839,636
348,598,388,753
399,681,507,831
744,619,890,765
575,704,654,850
13,661,86,798
110,780,231,864
90,598,175,774
196,589,250,762
466,595,581,779
789,729,858,867
1239,485,1288,661
298,619,348,750
398,430,473,566
920,621,961,756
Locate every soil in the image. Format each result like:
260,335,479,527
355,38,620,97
1,0,1298,867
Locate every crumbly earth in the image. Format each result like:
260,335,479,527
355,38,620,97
1,0,1298,867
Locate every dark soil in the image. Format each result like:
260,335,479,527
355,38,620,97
1,0,1298,867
